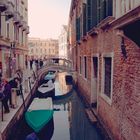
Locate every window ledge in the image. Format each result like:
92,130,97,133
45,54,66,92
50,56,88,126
88,27,99,37
97,16,115,30
100,93,112,106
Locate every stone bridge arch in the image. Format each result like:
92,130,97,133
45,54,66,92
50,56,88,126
37,57,74,80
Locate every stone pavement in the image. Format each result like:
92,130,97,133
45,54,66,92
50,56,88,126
0,67,37,139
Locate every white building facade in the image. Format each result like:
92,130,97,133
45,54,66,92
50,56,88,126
114,0,140,18
0,0,29,78
28,38,59,59
58,25,68,59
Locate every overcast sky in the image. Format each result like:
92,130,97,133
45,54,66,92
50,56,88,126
28,0,71,39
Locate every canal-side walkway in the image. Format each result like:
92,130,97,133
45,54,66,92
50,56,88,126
0,68,37,140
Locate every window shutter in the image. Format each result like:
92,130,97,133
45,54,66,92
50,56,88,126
91,0,98,27
107,0,113,16
83,3,87,36
86,0,92,31
76,17,80,41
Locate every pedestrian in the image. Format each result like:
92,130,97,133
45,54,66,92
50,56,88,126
0,79,11,113
25,59,28,69
35,59,39,70
30,59,33,70
9,77,19,108
0,78,5,103
39,59,43,68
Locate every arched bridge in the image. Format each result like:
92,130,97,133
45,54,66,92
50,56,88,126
37,57,74,77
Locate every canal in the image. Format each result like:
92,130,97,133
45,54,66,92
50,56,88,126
10,72,107,140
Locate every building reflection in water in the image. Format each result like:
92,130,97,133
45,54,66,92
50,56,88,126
52,91,104,140
69,92,103,140
56,72,72,96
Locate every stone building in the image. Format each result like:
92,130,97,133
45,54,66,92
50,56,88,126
58,25,68,58
0,0,29,79
28,38,59,59
68,0,140,140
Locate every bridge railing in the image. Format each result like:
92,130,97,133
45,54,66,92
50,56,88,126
37,58,74,78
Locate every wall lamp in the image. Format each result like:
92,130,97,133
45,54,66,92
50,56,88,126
121,37,127,59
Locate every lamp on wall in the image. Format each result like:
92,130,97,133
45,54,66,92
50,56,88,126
121,37,127,59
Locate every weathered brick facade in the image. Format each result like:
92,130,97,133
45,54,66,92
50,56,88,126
68,0,140,140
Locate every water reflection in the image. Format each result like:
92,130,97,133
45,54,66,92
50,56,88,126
12,72,105,140
52,92,103,140
55,72,72,96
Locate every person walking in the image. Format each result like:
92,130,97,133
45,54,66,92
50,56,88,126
39,59,43,68
30,59,33,70
9,77,19,108
25,59,28,69
2,80,11,113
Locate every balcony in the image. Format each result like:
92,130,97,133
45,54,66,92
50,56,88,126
7,0,15,6
0,0,8,12
5,1,15,18
18,20,24,27
13,12,21,24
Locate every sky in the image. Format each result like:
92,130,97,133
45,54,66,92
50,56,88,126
28,0,71,39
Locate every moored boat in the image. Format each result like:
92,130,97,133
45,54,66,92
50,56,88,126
37,80,55,98
25,98,54,133
44,70,57,82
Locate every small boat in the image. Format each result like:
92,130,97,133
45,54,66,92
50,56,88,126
37,80,55,98
44,70,57,82
25,98,54,133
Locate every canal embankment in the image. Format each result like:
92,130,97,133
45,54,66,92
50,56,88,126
0,69,39,140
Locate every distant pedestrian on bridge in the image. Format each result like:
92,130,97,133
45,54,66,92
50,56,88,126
39,59,43,68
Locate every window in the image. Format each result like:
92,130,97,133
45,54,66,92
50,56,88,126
87,0,92,31
104,57,112,97
79,56,82,74
22,31,24,44
6,22,9,38
97,0,112,23
82,3,87,36
101,53,113,105
84,56,87,79
93,57,98,78
76,17,81,41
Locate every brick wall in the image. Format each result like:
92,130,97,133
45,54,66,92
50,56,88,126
77,27,140,140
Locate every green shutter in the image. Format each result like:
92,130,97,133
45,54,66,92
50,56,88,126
91,0,98,27
86,0,92,31
97,0,102,23
107,0,113,16
83,3,87,36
